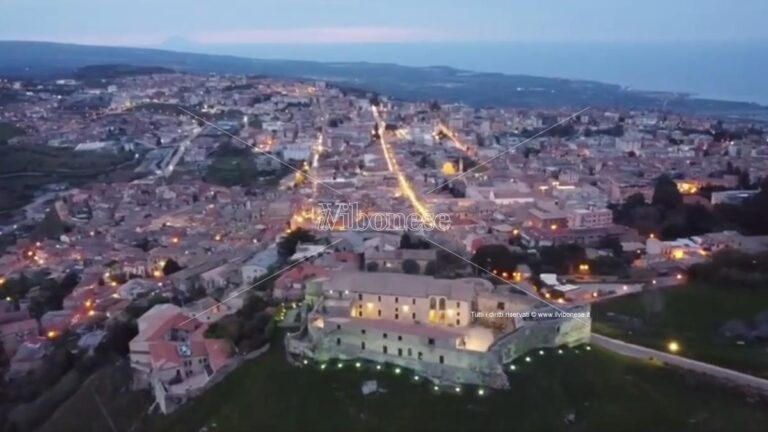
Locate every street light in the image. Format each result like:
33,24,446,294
667,341,681,353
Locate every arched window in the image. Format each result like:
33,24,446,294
438,298,446,311
429,297,436,310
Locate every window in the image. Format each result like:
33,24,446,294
361,341,366,349
383,345,388,354
395,297,399,303
439,298,446,310
439,355,444,364
336,324,341,330
395,307,399,313
357,310,362,317
412,312,416,320
395,313,399,320
456,319,460,326
398,348,402,356
336,338,341,346
358,293,363,301
456,301,460,308
429,298,436,309
412,298,416,305
497,302,505,311
378,309,382,317
378,295,382,302
383,333,388,339
428,338,435,346
397,335,402,341
407,348,412,356
418,352,423,360
361,329,366,335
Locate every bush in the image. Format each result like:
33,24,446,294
401,259,420,274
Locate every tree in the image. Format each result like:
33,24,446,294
538,244,587,274
598,236,623,258
471,244,524,275
277,228,316,259
162,258,183,275
652,174,682,210
424,260,438,276
365,261,379,272
401,259,420,275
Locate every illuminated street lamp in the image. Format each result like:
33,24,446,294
667,341,681,353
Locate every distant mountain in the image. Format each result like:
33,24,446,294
0,40,766,119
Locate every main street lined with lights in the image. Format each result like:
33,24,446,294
436,122,472,155
371,104,435,227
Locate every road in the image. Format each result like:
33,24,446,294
592,333,768,395
157,124,201,178
371,105,434,224
436,122,474,156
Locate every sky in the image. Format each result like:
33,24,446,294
1,0,768,46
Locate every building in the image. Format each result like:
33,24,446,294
364,249,437,274
528,208,568,231
129,304,233,414
711,190,760,205
286,272,590,389
566,207,613,230
0,313,40,358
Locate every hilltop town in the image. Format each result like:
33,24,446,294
1,70,768,430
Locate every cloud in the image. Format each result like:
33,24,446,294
188,26,458,44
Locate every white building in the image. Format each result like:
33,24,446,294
128,304,232,414
286,272,590,389
566,207,613,230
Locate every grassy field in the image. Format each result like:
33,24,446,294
204,144,286,187
593,283,768,378
0,121,25,142
137,339,768,432
0,145,137,212
37,362,153,432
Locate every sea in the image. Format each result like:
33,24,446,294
177,41,768,105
